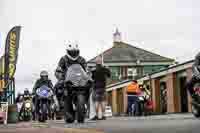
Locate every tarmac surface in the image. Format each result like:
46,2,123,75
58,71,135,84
0,114,199,133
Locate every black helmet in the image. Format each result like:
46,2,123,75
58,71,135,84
24,88,29,95
40,70,48,80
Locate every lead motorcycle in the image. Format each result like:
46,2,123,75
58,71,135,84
64,64,92,123
36,85,59,122
191,83,200,118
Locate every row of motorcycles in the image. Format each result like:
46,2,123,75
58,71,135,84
17,64,92,123
17,87,58,122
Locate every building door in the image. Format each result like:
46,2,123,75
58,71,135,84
160,82,167,113
180,77,188,113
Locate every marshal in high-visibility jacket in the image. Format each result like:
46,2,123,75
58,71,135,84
126,80,140,93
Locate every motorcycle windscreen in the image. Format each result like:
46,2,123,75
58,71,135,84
65,64,91,87
37,85,52,98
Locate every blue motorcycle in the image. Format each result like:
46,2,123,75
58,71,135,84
36,85,56,122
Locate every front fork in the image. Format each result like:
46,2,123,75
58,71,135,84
76,94,87,113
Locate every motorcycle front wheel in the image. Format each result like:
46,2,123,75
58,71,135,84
64,96,75,123
39,103,47,122
77,95,86,123
23,111,31,121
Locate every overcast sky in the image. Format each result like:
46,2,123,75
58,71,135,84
0,0,200,93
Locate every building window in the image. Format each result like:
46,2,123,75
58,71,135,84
127,67,137,79
110,66,120,80
143,65,167,75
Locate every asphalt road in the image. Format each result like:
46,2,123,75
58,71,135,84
97,117,200,133
0,114,200,133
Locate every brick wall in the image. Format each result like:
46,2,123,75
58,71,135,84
152,79,161,113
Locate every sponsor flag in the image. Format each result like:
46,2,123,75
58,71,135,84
4,26,21,84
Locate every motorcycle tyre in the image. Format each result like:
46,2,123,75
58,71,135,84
77,95,86,123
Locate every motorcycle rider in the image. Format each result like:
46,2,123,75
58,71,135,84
54,42,87,96
54,73,65,111
32,70,54,119
186,52,200,103
16,92,24,120
23,88,31,100
16,92,23,103
55,41,89,122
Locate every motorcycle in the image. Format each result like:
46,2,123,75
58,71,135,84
134,95,145,116
191,83,200,118
134,93,150,116
21,94,32,121
64,64,92,123
36,85,58,122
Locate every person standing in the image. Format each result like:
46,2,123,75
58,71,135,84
86,67,97,120
125,80,140,116
91,57,111,120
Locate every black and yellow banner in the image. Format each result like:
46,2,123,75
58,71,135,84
4,26,21,84
0,55,5,91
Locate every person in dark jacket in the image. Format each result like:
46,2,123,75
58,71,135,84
32,71,53,94
32,70,53,119
186,52,200,103
54,42,87,91
91,57,111,120
53,79,65,115
16,92,23,103
54,41,88,123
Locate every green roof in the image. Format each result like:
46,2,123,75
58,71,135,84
88,42,174,64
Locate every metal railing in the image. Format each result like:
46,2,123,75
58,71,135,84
0,78,15,104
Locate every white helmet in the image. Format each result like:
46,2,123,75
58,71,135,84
66,41,80,61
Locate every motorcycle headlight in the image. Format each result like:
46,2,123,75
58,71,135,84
25,102,31,108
